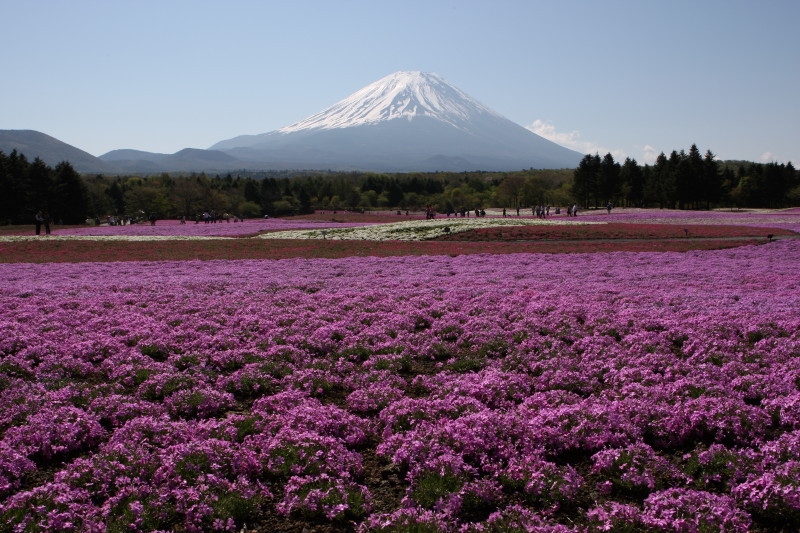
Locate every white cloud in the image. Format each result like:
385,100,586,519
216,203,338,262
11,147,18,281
640,145,660,165
526,119,626,161
526,120,679,166
759,152,800,167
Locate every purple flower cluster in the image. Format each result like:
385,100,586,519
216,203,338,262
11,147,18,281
574,206,800,233
1,239,800,530
51,218,373,237
587,489,753,532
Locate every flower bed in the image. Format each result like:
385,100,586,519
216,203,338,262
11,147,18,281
51,218,374,238
574,207,800,233
434,222,796,242
258,217,601,241
1,240,800,531
0,235,764,263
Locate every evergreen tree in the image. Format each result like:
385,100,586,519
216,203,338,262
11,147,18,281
0,152,18,224
701,150,721,209
685,144,704,208
107,180,126,213
27,157,53,219
260,178,282,215
572,154,600,209
244,179,260,203
720,166,737,206
385,179,404,207
619,157,644,207
649,152,671,208
297,187,313,214
599,153,621,207
53,162,89,224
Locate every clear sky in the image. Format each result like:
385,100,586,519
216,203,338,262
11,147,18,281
3,0,798,166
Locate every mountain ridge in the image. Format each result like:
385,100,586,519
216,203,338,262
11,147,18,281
0,130,120,174
3,71,585,173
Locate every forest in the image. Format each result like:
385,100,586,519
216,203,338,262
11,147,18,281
0,145,797,225
573,145,798,211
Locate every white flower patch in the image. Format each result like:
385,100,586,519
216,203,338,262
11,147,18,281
258,218,603,241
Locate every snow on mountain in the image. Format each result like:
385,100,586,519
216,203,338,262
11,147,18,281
277,71,501,133
209,71,585,171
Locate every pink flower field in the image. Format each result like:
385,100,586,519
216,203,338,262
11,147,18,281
51,218,374,238
572,207,800,233
1,209,799,532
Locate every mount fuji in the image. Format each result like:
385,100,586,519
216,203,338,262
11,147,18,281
209,71,584,172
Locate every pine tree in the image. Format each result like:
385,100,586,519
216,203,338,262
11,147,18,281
648,153,671,208
599,153,621,207
573,154,600,209
619,157,644,207
54,162,89,224
701,150,721,209
107,180,126,213
0,152,19,224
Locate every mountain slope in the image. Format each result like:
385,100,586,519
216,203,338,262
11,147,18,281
211,71,584,171
99,148,247,173
0,130,119,174
100,149,169,162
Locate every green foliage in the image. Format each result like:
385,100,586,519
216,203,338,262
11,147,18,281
448,356,486,373
577,146,798,210
237,200,262,218
212,491,263,523
1,147,795,226
139,344,169,361
410,471,463,509
232,416,259,442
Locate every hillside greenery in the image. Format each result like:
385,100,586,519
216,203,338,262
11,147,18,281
1,146,797,225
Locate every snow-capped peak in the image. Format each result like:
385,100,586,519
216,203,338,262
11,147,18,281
277,71,501,133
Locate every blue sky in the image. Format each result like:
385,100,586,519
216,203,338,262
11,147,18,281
3,0,798,166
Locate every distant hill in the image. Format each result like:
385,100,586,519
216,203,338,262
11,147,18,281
100,149,169,163
0,131,250,175
99,147,241,173
0,130,119,174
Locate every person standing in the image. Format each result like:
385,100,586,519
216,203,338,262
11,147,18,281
34,211,44,235
42,211,51,234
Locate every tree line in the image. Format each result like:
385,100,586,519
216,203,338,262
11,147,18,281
0,150,89,225
1,146,797,225
573,144,798,210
